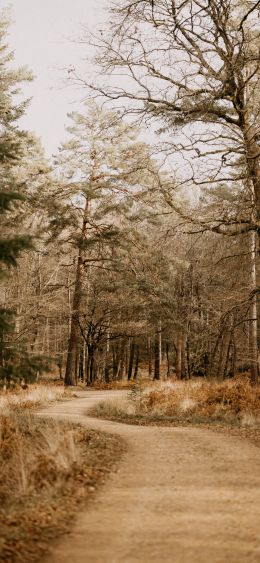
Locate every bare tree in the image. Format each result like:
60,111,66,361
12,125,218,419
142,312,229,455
80,0,259,226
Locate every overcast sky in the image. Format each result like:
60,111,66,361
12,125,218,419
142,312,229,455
8,0,107,156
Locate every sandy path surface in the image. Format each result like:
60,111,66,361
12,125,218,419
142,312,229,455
39,390,260,563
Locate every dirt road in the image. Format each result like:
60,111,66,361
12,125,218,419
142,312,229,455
40,391,260,563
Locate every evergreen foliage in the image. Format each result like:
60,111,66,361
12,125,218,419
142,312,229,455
0,13,31,270
0,349,49,386
0,13,33,279
0,236,32,269
0,13,42,384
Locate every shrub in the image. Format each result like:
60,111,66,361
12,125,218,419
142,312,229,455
138,378,260,421
92,377,260,425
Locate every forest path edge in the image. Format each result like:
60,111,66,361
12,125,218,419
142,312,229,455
39,389,260,563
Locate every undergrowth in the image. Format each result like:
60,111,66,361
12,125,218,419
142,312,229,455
0,384,71,415
91,377,260,427
0,408,124,562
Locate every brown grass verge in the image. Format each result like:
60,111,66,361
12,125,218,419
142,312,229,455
0,411,125,563
89,377,260,446
0,385,76,415
136,377,260,420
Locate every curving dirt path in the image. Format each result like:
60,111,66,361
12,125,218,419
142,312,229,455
39,390,260,563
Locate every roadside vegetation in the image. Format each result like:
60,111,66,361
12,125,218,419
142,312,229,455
0,384,70,414
0,389,124,563
91,377,260,429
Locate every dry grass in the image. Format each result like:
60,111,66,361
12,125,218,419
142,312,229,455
91,377,260,427
138,377,260,421
0,384,72,415
88,380,141,391
0,405,124,562
146,377,260,421
93,396,136,419
0,413,80,507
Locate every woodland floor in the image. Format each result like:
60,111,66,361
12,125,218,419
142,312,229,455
39,390,260,563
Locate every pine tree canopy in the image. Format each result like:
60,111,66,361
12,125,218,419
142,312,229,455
0,12,34,341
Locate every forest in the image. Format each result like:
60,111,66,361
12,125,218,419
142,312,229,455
1,1,260,561
1,0,260,389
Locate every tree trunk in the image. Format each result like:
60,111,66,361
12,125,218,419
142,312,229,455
176,330,182,380
133,345,139,380
249,230,259,384
166,342,170,377
158,318,162,373
84,343,89,385
64,253,83,385
104,350,110,383
186,337,191,379
117,339,125,380
112,345,117,379
127,339,135,380
154,332,160,380
181,332,187,379
64,198,89,386
230,332,237,379
125,341,129,379
82,340,86,382
89,348,95,384
243,125,260,225
148,337,152,378
78,341,84,382
217,330,232,380
104,326,110,383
